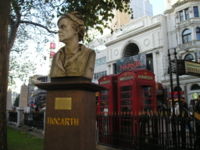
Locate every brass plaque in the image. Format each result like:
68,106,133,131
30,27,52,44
55,97,72,110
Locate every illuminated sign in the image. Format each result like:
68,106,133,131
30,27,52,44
116,54,146,73
185,61,200,75
119,75,134,81
99,80,111,85
138,75,153,80
192,93,199,99
47,117,79,126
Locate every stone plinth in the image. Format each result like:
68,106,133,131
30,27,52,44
16,107,24,127
35,77,104,150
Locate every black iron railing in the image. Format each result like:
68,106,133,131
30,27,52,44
8,111,17,123
24,112,44,129
97,111,200,150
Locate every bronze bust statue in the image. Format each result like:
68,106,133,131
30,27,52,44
50,12,96,80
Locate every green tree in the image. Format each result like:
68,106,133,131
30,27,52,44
8,0,131,52
13,95,20,107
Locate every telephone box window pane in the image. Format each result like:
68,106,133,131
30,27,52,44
194,6,199,17
120,86,132,91
101,90,108,95
121,92,131,99
101,95,108,101
120,86,132,112
143,86,152,111
121,106,131,112
121,100,131,105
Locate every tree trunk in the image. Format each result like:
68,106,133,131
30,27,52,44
0,0,11,150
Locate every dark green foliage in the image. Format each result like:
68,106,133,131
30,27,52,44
10,0,131,43
13,95,19,107
55,0,131,40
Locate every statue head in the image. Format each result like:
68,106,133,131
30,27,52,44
57,11,85,42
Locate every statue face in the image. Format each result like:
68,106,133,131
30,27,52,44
58,17,77,43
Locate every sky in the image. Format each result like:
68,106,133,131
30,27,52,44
149,0,166,15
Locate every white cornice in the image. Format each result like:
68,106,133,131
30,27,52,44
105,22,161,46
164,0,199,14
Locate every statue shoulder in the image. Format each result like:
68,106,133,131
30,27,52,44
81,45,95,56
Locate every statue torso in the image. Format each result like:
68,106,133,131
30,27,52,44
50,45,95,79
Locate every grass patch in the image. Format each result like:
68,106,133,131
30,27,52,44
7,127,43,150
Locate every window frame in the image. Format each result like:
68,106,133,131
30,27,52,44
196,27,200,40
182,28,192,43
193,6,199,17
179,10,184,21
178,8,190,22
184,8,189,20
184,53,194,61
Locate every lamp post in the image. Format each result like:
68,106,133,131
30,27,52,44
174,48,182,115
168,49,175,115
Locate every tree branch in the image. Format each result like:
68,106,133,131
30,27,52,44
9,19,19,51
20,20,57,34
11,0,21,22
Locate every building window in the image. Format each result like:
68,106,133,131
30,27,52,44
94,71,107,80
146,53,154,72
196,27,200,40
191,84,200,90
184,53,194,61
123,43,139,57
179,10,184,21
178,8,190,21
184,8,189,20
95,57,106,66
113,63,117,74
194,6,199,17
182,29,192,43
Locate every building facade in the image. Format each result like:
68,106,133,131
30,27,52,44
90,14,167,83
165,0,180,9
90,0,200,104
164,0,200,103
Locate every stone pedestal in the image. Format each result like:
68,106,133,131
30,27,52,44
16,107,24,127
36,77,104,150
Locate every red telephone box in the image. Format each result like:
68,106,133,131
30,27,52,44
97,75,118,114
97,75,118,145
117,69,157,114
117,69,157,143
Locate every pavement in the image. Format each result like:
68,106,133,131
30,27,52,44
96,145,121,150
8,124,121,150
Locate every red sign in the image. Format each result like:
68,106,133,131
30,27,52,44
116,54,146,73
50,42,56,49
